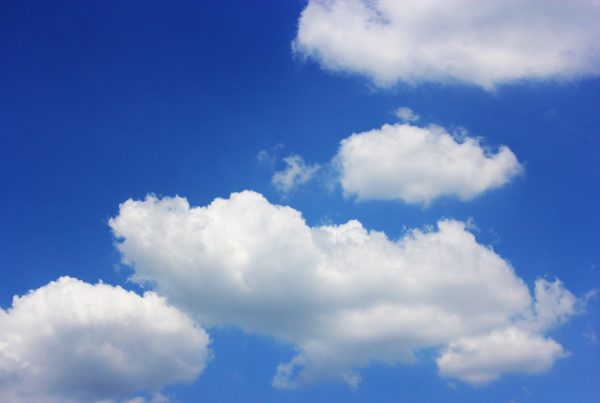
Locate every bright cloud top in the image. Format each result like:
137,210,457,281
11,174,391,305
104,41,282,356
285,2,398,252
110,191,578,387
0,277,210,403
293,0,600,88
336,123,522,204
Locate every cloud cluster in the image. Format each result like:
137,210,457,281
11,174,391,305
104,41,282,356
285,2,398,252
0,277,209,402
110,191,578,387
293,0,600,88
0,2,589,399
335,123,522,204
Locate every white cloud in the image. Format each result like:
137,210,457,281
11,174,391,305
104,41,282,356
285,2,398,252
437,327,568,384
531,278,579,331
293,0,600,89
272,155,320,194
0,277,209,403
336,123,522,204
110,191,578,387
394,107,419,123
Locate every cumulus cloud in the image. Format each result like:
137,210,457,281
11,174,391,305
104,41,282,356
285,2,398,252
110,191,578,387
272,155,320,194
336,123,522,204
437,327,567,384
0,277,209,403
293,0,600,88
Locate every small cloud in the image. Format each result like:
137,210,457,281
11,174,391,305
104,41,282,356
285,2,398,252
437,327,568,385
336,123,522,204
257,149,272,163
394,107,420,122
342,371,361,389
272,155,320,194
257,144,284,166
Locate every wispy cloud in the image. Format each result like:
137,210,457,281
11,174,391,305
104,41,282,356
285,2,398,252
272,155,321,195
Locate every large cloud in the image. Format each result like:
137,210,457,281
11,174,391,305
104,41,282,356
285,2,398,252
110,191,578,387
0,277,209,402
336,123,522,204
293,0,600,88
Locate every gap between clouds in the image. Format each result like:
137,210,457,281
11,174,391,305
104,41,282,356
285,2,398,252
110,190,582,388
267,114,522,204
293,0,600,89
0,277,210,403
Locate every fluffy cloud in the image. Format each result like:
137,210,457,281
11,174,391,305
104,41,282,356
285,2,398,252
336,123,522,204
110,191,577,387
293,0,600,88
0,277,209,402
437,327,567,384
272,155,320,194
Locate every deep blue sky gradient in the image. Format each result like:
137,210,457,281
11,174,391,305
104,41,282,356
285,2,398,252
1,1,599,401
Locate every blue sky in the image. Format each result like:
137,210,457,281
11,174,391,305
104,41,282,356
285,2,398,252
1,1,599,402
